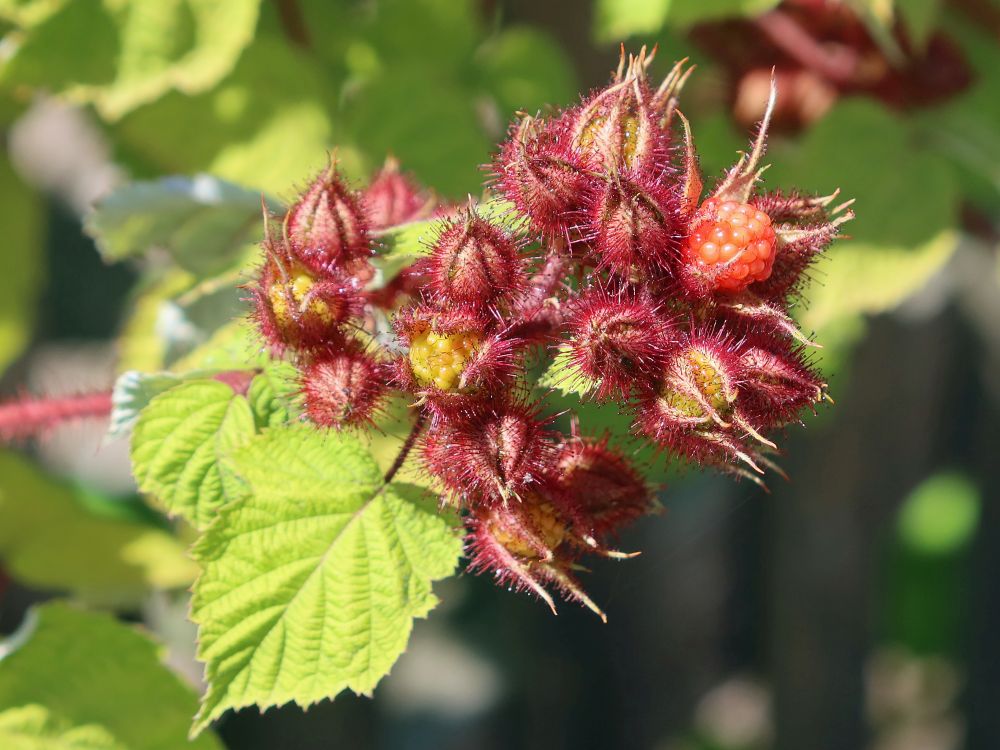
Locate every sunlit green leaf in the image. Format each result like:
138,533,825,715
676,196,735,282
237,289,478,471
0,0,116,88
0,153,42,376
593,0,670,42
190,425,462,735
476,26,577,120
538,346,596,398
85,174,279,275
0,704,126,750
370,219,438,286
0,451,197,599
131,379,257,529
114,34,351,196
0,603,222,749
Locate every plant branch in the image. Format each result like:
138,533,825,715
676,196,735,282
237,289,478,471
0,391,113,443
383,411,427,485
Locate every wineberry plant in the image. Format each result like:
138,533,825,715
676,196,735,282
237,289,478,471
105,48,854,734
0,43,855,739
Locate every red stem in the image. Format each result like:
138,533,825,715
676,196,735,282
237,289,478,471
384,412,427,485
519,251,569,320
0,391,113,443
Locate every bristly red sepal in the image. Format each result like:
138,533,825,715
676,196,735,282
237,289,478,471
746,192,854,302
422,208,527,311
464,500,608,621
554,432,657,538
737,337,826,429
562,284,676,401
676,111,703,220
493,114,593,240
589,169,681,275
714,297,819,349
633,330,764,474
675,73,853,299
564,52,669,175
421,395,559,507
363,157,435,230
301,344,389,430
250,235,364,353
392,303,523,395
710,74,777,207
284,162,371,274
633,326,827,481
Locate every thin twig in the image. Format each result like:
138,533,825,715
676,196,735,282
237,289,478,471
383,411,427,485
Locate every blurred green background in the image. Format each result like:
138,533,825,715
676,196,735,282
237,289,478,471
1,1,999,749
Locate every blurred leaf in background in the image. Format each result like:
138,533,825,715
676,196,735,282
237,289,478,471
0,603,222,749
0,153,43,375
0,451,196,602
768,101,959,337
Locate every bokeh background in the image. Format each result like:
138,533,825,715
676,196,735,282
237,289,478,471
1,1,999,749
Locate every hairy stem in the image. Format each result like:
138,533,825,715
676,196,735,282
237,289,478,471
0,391,113,443
519,251,569,320
384,411,427,484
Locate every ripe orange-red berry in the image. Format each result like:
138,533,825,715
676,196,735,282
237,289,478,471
683,199,777,293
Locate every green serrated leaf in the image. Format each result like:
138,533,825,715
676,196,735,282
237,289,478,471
0,451,197,599
0,704,126,750
190,425,462,735
246,362,300,428
131,379,256,529
92,0,261,119
538,346,596,398
0,152,43,376
0,603,223,750
1,0,260,118
109,369,214,440
85,174,279,275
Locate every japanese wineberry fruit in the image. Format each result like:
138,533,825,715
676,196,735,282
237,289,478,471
250,48,853,619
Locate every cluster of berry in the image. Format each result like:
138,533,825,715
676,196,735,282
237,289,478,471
252,49,852,617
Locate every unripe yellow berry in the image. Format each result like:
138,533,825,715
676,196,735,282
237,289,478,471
267,264,339,333
408,329,482,391
661,348,731,419
492,502,567,560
